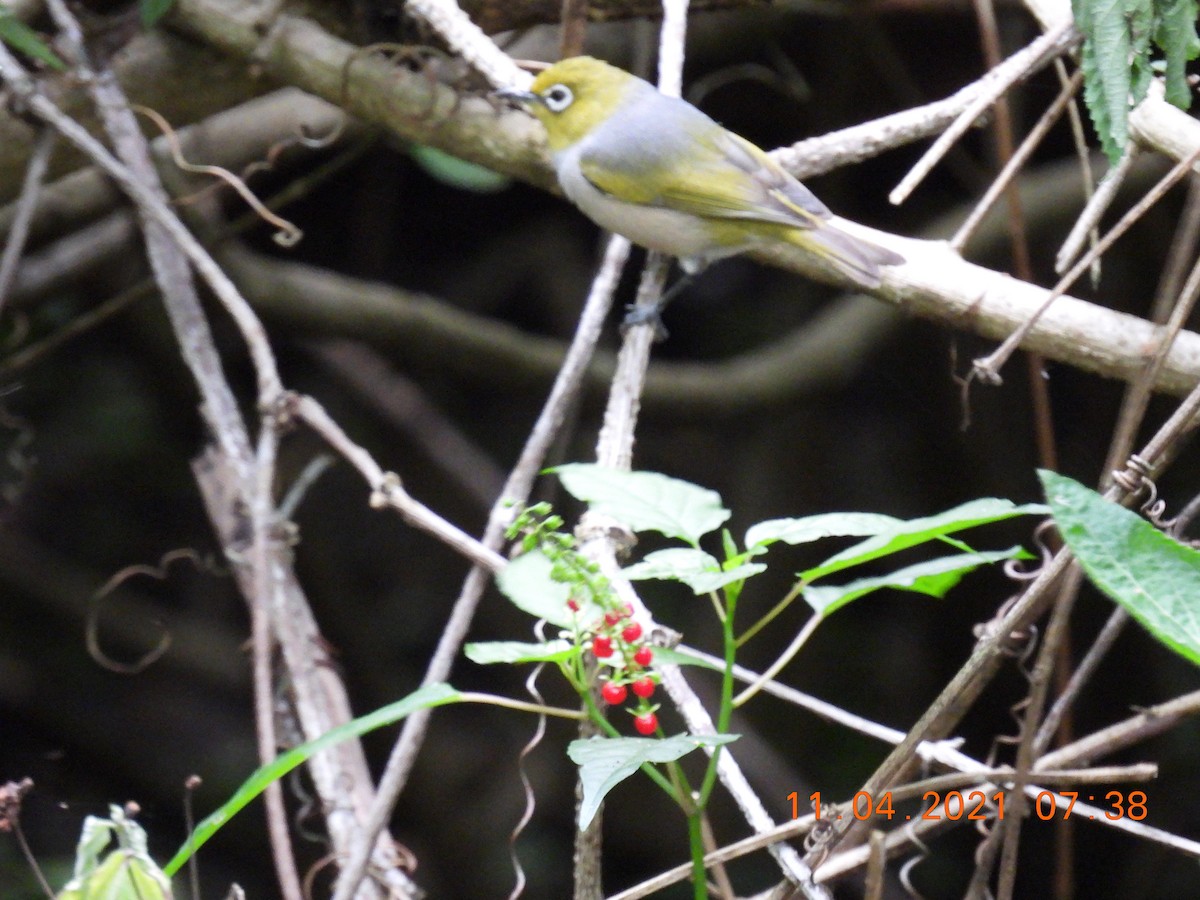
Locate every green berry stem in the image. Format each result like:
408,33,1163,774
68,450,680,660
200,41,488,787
698,585,739,809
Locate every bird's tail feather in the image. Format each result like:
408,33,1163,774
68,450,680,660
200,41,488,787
788,223,903,289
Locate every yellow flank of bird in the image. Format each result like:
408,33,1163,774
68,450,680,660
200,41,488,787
500,56,903,288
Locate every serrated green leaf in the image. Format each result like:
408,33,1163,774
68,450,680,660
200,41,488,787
465,639,574,664
140,0,176,27
1127,0,1156,103
554,464,730,545
0,12,65,70
164,682,460,876
1040,470,1200,666
410,144,511,192
1076,0,1138,163
745,512,901,551
1154,0,1200,107
567,733,739,827
804,548,1025,617
623,547,765,594
496,550,601,627
799,499,1047,584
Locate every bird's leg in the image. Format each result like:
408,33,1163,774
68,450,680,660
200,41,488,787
620,266,697,338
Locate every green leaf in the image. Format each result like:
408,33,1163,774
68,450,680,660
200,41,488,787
0,12,65,70
567,733,739,828
800,499,1048,584
140,0,176,27
1076,0,1139,163
59,807,171,900
1154,0,1200,108
496,550,597,627
58,849,172,900
554,464,730,545
804,548,1025,617
465,639,575,665
1040,470,1200,666
623,547,766,594
745,512,901,551
163,682,460,876
653,645,724,670
410,144,512,192
140,0,175,26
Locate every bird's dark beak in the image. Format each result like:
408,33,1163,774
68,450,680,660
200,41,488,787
494,86,540,107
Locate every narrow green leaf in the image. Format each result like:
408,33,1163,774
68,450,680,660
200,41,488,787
623,547,765,594
799,499,1047,584
465,639,574,665
554,464,730,545
804,548,1025,617
140,0,176,27
0,12,65,70
745,512,900,551
410,144,511,192
567,733,739,828
1040,470,1200,667
163,682,461,875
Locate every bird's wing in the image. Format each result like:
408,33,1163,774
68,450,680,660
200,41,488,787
578,125,830,229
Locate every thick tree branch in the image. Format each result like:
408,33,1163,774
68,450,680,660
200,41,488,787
154,0,1200,401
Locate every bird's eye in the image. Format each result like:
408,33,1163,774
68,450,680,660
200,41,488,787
542,84,574,112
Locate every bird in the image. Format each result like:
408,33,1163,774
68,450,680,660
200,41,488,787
498,56,903,291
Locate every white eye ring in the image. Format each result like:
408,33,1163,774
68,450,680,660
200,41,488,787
542,84,574,112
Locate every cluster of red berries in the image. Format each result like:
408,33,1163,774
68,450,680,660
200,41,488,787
567,599,660,735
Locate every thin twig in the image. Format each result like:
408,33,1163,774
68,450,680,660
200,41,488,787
889,20,1079,205
292,393,508,572
995,568,1082,900
1055,148,1137,274
0,128,54,316
1036,689,1200,771
1033,607,1129,755
951,69,1083,252
1101,175,1200,485
405,0,528,87
973,145,1200,382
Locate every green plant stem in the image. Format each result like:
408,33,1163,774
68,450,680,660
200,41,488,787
456,691,587,719
737,579,804,647
582,686,679,799
687,812,709,900
698,588,738,807
733,612,823,707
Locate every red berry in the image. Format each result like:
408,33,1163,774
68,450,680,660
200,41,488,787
623,602,635,618
592,636,614,659
567,598,580,612
633,646,653,666
633,712,658,735
621,622,643,643
604,610,622,626
601,681,627,705
631,677,655,699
